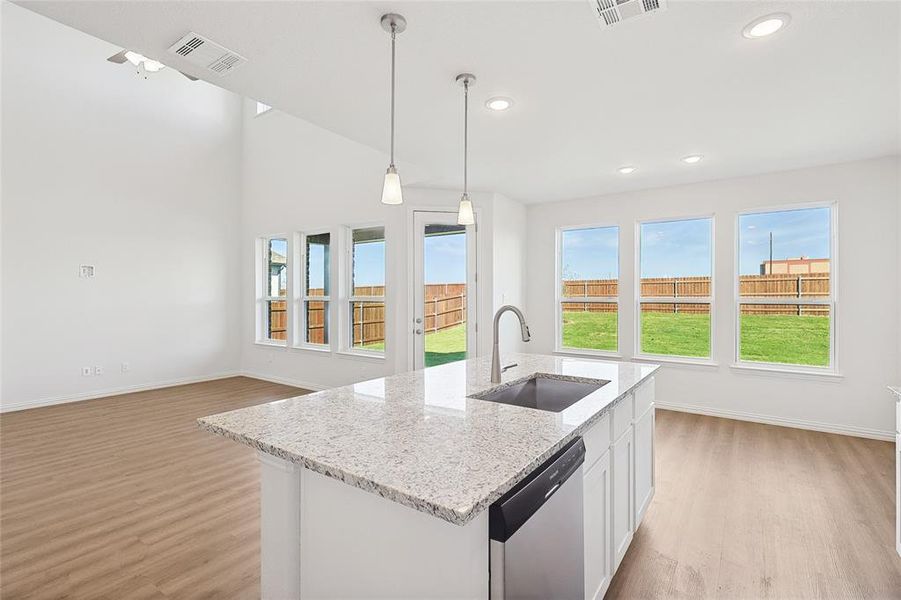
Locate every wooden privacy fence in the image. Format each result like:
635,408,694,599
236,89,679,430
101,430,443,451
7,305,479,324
562,274,830,316
269,284,467,346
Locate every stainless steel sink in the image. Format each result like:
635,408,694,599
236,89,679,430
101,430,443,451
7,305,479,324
471,374,608,413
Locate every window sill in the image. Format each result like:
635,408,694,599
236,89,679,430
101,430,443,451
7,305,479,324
291,344,331,354
254,340,287,349
336,350,386,362
632,354,719,368
730,362,843,381
554,348,623,360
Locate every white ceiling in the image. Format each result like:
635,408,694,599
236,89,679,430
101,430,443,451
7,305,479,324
16,0,901,204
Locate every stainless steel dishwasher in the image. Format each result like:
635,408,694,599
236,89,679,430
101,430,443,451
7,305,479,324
489,437,585,600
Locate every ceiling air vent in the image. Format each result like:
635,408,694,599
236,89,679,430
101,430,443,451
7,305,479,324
166,32,247,77
588,0,666,29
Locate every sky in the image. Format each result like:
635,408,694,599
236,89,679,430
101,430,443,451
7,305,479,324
640,218,712,278
738,207,830,275
286,207,830,288
353,240,386,286
424,233,466,284
559,208,829,280
561,227,619,280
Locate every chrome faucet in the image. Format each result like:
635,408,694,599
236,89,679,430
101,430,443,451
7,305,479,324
491,305,531,383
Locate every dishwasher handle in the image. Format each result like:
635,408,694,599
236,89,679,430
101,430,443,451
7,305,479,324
489,437,586,543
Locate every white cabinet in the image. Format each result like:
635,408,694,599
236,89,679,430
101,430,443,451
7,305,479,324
610,424,634,571
581,376,656,595
583,451,611,600
633,404,655,525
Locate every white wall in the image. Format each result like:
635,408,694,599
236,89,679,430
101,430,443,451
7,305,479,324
1,3,244,410
240,103,527,389
492,193,528,354
527,157,900,438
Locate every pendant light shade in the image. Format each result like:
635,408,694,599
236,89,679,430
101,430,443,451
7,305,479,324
382,166,403,205
456,73,476,226
457,194,475,225
380,14,406,205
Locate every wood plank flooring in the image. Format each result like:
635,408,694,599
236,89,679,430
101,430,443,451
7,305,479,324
609,410,901,599
2,381,900,598
1,377,307,599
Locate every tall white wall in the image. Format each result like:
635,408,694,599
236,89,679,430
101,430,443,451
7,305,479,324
492,193,528,353
527,157,900,438
1,3,244,410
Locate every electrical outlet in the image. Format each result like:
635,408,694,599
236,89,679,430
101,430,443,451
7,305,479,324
94,366,104,376
82,367,92,376
121,362,130,373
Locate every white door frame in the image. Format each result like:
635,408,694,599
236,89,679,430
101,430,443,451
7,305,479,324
408,209,479,371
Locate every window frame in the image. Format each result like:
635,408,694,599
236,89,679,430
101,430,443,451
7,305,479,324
293,229,332,352
342,223,387,359
634,214,716,363
554,223,622,357
256,234,289,347
732,201,838,374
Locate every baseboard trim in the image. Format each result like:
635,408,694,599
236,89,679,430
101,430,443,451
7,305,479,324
0,371,243,413
239,371,326,392
656,401,895,442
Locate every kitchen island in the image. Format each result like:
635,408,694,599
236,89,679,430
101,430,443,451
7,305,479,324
199,353,658,599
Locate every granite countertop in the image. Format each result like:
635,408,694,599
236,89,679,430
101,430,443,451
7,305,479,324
198,353,659,525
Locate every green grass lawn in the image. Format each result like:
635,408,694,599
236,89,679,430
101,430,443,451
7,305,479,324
562,312,618,351
425,324,467,367
739,314,830,366
359,324,467,366
563,311,830,366
640,312,710,358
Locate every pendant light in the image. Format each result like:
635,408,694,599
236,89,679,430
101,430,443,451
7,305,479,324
380,14,406,205
455,73,476,225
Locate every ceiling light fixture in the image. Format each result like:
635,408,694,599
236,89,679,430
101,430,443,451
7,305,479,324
618,166,637,175
107,49,197,81
456,73,477,226
486,97,513,111
380,13,406,205
742,13,790,39
681,154,703,164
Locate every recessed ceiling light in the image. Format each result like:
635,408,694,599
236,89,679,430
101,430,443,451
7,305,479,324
682,154,703,164
742,13,790,39
618,166,637,175
485,97,513,111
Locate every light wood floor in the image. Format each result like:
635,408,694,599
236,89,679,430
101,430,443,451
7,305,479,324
610,410,901,599
1,377,307,600
2,380,899,599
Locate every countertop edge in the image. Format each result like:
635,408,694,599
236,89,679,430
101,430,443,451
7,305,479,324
197,363,660,526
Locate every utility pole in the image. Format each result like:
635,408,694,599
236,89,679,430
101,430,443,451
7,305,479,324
768,231,774,274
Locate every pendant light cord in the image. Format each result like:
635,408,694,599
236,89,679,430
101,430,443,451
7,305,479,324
463,78,469,195
389,26,396,168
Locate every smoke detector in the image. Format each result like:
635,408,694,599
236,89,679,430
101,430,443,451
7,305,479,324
588,0,667,28
166,32,246,77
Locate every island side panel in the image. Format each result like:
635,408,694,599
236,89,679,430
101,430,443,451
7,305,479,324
299,467,489,599
259,452,302,599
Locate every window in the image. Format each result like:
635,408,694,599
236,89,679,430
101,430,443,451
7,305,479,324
256,101,272,115
558,226,619,353
259,237,288,344
298,232,331,347
638,217,713,359
737,206,834,369
348,226,386,354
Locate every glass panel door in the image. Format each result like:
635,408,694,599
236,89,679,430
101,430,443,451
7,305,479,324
412,211,477,370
